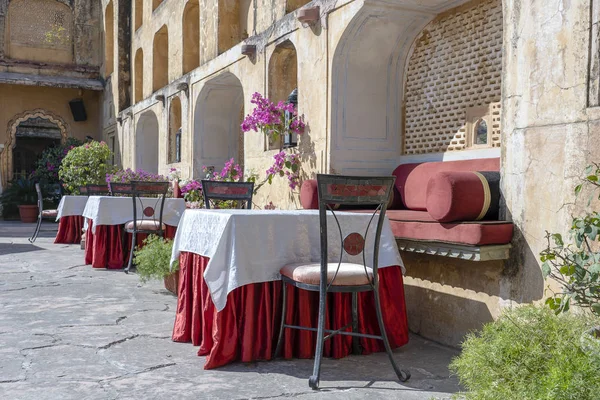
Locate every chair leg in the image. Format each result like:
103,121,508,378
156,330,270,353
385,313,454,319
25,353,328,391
309,286,327,390
274,281,287,359
29,216,43,243
352,292,361,355
125,231,136,273
373,284,410,383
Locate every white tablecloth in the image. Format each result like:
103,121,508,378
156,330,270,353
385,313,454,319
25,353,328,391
170,209,404,312
56,195,88,221
82,196,186,233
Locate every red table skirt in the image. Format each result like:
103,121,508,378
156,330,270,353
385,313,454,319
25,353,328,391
84,220,176,269
172,252,409,369
54,216,84,244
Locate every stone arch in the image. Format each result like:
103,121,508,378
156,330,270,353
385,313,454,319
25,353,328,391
193,72,244,178
217,0,253,54
134,111,159,174
286,0,310,13
104,0,114,76
268,39,298,149
153,25,169,92
134,47,144,103
1,109,69,187
182,0,200,74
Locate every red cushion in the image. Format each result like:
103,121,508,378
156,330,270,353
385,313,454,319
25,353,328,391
300,179,319,209
385,210,513,246
393,158,500,210
426,171,500,222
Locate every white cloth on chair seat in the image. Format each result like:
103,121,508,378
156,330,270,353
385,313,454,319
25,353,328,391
281,262,373,286
124,220,165,231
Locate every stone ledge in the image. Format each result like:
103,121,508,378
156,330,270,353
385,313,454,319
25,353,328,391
396,239,511,261
0,72,103,91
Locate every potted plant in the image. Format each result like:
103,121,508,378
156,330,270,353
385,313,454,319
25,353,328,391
133,234,179,295
59,140,115,194
0,178,39,223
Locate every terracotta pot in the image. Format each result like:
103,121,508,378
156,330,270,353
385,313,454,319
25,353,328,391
163,271,179,296
18,205,39,223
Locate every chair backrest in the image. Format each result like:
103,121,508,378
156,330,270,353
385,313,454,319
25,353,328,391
34,183,63,214
79,186,88,195
201,180,254,209
130,181,170,231
86,184,111,196
316,174,396,287
34,183,43,214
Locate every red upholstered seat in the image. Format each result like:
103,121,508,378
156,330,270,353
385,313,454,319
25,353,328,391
281,262,373,286
41,209,58,218
385,210,513,246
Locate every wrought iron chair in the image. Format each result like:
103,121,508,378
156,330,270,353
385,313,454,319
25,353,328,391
86,184,111,196
79,186,88,196
201,180,254,209
123,181,170,273
29,183,62,243
274,174,410,389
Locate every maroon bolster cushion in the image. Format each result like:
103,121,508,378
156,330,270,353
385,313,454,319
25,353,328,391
426,171,500,222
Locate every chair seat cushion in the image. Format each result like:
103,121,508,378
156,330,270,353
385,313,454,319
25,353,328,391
124,220,165,231
280,262,373,286
42,209,58,218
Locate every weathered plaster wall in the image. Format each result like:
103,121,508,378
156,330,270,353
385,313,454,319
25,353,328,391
501,0,600,306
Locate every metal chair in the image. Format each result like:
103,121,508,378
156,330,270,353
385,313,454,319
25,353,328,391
86,184,111,196
79,186,88,195
123,181,170,273
29,183,62,243
274,174,410,389
201,180,254,209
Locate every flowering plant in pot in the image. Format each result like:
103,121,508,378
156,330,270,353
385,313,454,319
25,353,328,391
30,137,83,186
133,234,179,295
0,178,38,222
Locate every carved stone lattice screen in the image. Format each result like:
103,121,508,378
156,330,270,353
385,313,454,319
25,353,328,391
6,0,73,64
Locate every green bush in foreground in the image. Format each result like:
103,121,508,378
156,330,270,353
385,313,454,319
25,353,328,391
133,235,178,283
450,305,600,400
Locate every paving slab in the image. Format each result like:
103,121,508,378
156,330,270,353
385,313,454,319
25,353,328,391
0,221,461,399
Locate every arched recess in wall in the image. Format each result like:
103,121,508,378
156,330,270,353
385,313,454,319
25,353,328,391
134,0,143,31
182,0,200,74
1,109,68,188
169,96,182,164
218,0,253,54
268,39,298,149
105,1,114,76
153,25,169,92
134,48,144,103
330,5,435,175
193,72,244,178
5,0,74,64
135,111,160,174
286,0,310,13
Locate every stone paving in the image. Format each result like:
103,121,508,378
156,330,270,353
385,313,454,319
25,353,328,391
0,221,460,399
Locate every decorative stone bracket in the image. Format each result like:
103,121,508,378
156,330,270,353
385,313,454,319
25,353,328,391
396,239,511,261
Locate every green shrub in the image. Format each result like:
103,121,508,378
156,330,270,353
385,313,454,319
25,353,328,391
450,305,600,400
59,141,115,194
133,235,179,283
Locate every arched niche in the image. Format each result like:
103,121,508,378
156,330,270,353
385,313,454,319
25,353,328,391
152,25,169,92
193,72,244,178
105,1,114,75
5,0,74,64
182,0,200,74
169,96,182,164
134,48,144,103
134,0,143,31
268,39,298,149
1,109,69,188
134,111,160,174
218,0,253,54
330,5,434,175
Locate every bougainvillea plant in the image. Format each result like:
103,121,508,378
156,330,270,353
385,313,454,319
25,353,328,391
266,151,301,190
59,141,115,194
30,137,83,185
105,168,167,184
241,92,305,144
